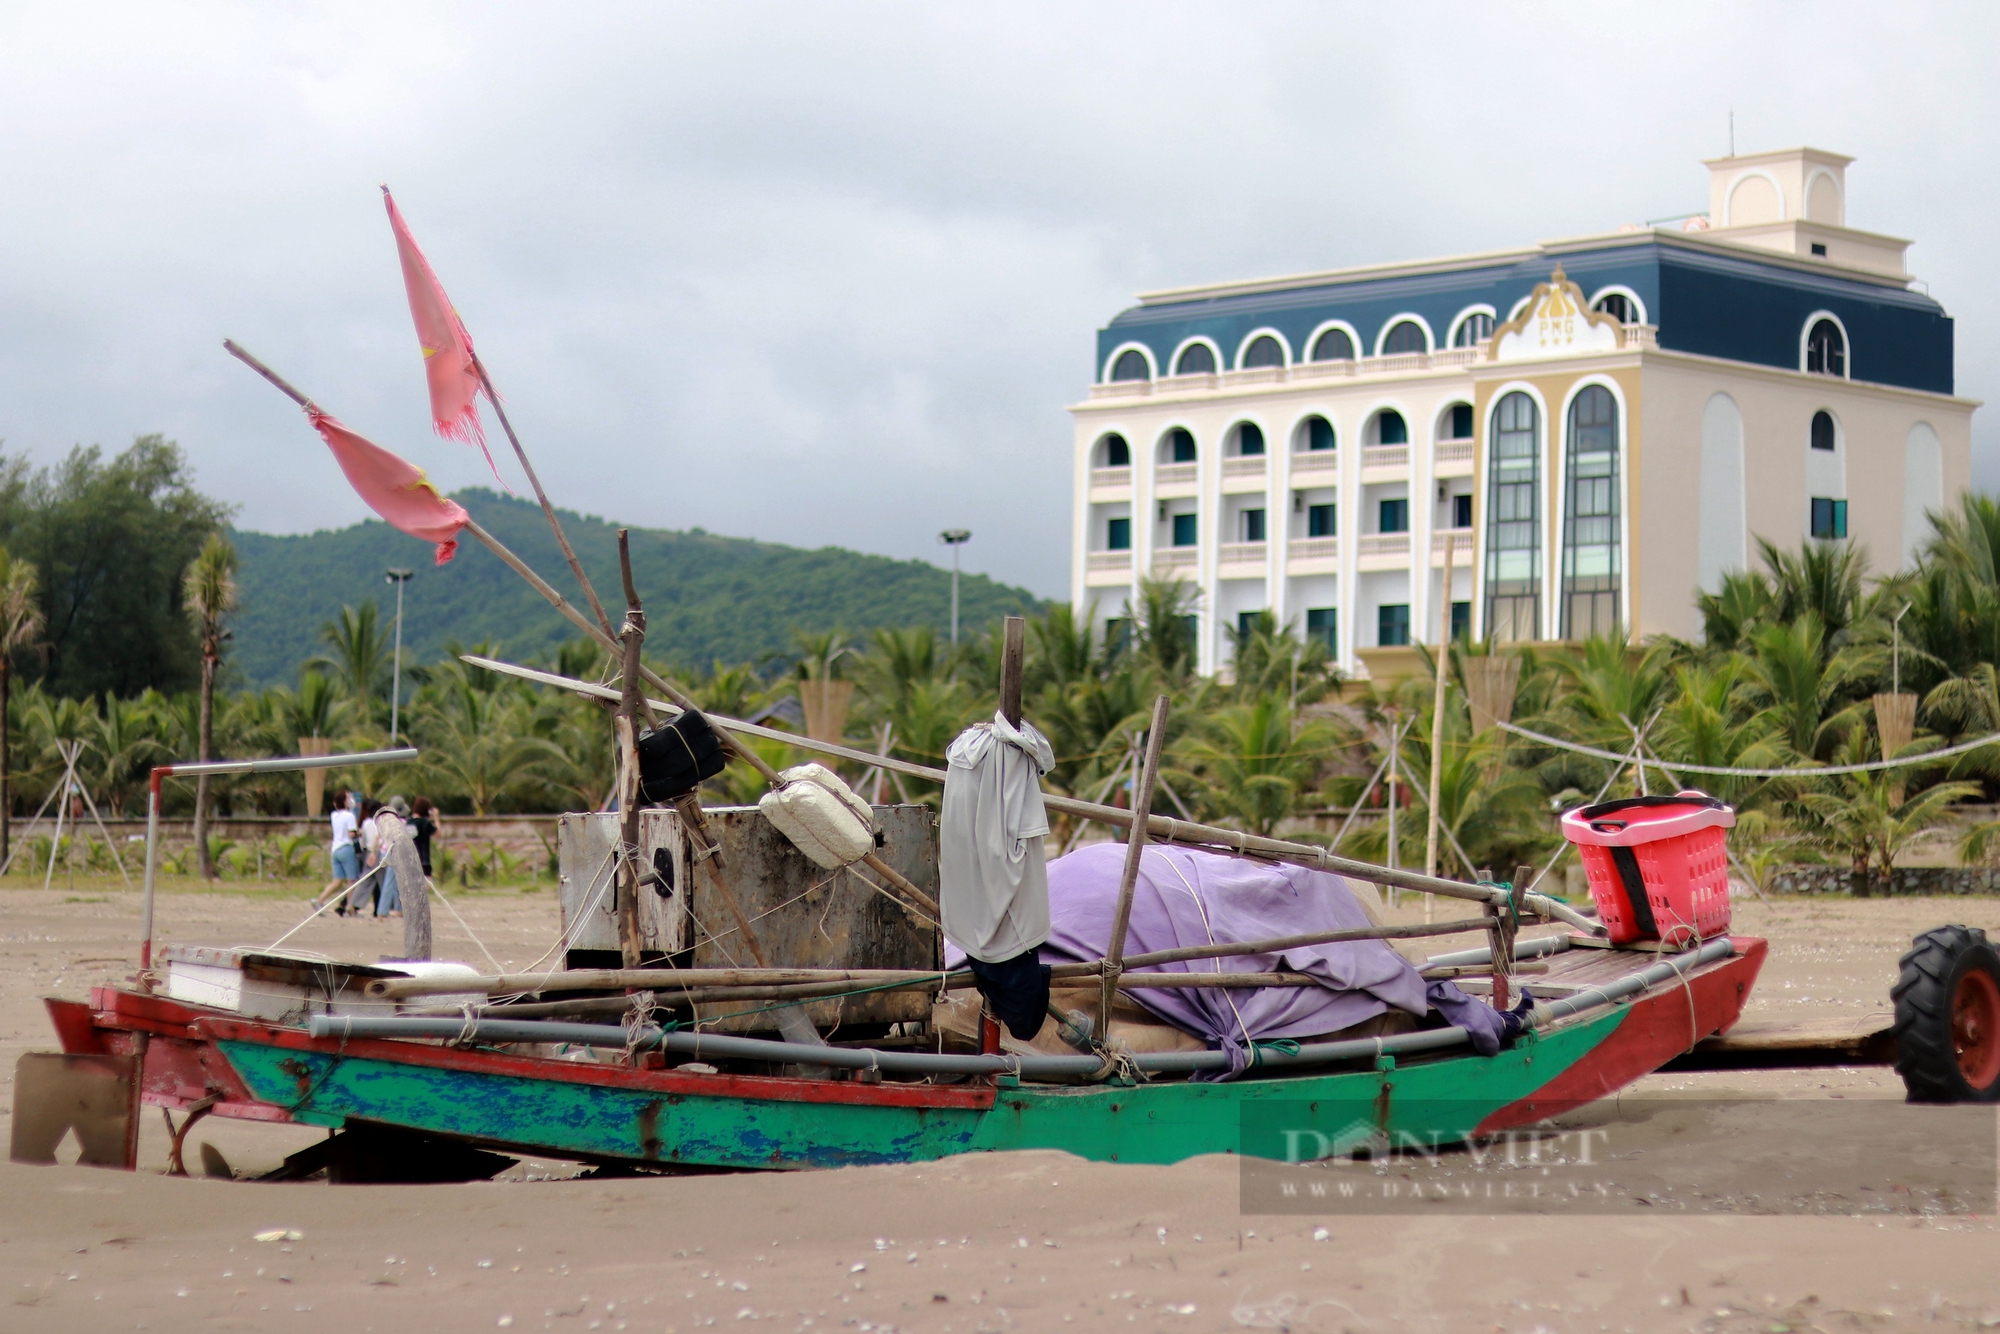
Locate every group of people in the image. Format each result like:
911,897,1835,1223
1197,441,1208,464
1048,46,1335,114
317,790,439,918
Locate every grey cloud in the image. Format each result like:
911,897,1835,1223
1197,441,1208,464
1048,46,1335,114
1,3,1996,600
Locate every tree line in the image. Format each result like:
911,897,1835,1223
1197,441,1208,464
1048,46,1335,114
3,432,1998,891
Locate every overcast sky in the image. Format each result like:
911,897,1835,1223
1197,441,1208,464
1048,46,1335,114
2,3,1995,598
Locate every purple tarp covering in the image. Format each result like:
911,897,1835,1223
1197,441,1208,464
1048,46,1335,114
946,843,1507,1079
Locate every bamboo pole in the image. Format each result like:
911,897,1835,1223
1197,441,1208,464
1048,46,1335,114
367,910,1509,1000
613,531,647,969
1424,533,1458,922
459,654,1600,934
999,615,1026,727
471,357,616,641
1098,695,1168,1035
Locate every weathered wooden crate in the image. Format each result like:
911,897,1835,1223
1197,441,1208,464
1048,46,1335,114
556,810,690,959
558,804,940,1033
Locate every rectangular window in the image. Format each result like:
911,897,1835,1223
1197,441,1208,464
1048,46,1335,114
1172,512,1198,547
1810,242,1828,257
1104,617,1131,657
1449,404,1473,439
1453,493,1473,528
1240,509,1266,542
1106,517,1130,551
1307,504,1336,538
1378,498,1409,534
1306,607,1337,652
1378,604,1410,647
1237,610,1263,642
1810,497,1848,540
1451,600,1471,641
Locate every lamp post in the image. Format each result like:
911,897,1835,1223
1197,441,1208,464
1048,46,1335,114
937,529,972,646
385,568,413,742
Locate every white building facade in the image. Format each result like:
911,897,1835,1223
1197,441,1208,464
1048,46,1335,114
1068,148,1977,676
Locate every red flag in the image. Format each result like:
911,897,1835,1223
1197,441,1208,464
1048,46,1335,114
382,186,505,485
309,409,470,565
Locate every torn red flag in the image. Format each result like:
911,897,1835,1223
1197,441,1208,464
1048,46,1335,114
382,185,505,485
309,409,470,565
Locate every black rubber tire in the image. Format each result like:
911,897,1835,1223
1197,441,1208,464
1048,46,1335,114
1891,924,2000,1103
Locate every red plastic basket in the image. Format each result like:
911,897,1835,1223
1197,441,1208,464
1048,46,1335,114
1560,792,1735,947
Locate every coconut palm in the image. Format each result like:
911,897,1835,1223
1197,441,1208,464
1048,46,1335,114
1793,730,1978,893
1172,696,1334,836
183,534,238,878
0,548,44,862
315,602,390,725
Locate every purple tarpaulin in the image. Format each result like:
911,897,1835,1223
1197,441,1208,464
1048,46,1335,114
945,843,1507,1079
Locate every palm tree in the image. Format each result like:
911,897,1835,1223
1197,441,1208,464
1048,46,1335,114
0,548,44,863
1793,729,1978,893
1173,696,1333,836
1127,576,1200,682
316,602,389,726
183,534,238,879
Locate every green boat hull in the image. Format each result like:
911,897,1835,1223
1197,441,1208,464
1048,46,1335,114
212,1011,1621,1169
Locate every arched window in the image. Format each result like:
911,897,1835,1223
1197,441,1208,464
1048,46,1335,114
1593,293,1637,324
1098,434,1130,468
1810,411,1836,452
1242,335,1285,369
1162,428,1197,464
1451,313,1493,348
1382,321,1427,355
1300,416,1335,452
1806,319,1846,377
1561,386,1622,639
1373,411,1408,446
1232,423,1265,457
1110,349,1150,382
1174,343,1217,376
1485,391,1541,642
1310,328,1355,362
1442,403,1473,440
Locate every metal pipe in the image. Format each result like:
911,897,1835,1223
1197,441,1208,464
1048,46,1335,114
1531,937,1735,1023
1420,932,1573,971
308,944,1734,1078
140,781,160,977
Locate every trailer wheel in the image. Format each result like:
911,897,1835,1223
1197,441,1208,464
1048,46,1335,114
1892,925,2000,1103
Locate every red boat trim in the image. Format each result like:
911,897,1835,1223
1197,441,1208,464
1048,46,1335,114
46,997,111,1054
1477,936,1768,1133
194,1016,1000,1112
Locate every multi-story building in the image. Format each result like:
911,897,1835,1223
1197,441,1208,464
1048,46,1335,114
1067,148,1976,677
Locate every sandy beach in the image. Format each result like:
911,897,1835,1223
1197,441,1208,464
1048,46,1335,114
5,879,2000,1332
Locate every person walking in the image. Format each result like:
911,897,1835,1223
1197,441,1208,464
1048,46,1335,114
320,790,360,914
409,797,439,881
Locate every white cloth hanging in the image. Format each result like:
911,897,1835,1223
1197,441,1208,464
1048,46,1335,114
939,711,1056,964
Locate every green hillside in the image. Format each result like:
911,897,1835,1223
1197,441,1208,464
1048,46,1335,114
228,490,1043,687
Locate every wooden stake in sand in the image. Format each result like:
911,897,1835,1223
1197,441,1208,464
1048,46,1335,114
1099,694,1170,1036
614,530,649,969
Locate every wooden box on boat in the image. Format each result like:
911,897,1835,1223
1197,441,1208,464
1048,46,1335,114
558,804,941,1033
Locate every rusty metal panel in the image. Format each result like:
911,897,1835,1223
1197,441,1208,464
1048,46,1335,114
556,812,688,957
689,804,939,1033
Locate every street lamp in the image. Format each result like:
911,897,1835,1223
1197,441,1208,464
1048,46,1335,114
937,530,972,646
385,569,413,742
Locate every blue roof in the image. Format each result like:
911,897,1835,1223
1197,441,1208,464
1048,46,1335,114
1096,237,1953,395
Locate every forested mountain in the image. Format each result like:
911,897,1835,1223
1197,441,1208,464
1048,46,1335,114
227,490,1042,687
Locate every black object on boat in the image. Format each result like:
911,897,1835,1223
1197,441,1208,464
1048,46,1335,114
638,709,728,803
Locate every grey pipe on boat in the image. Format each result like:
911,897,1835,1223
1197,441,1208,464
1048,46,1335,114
305,937,1734,1079
1422,932,1573,971
1531,936,1735,1022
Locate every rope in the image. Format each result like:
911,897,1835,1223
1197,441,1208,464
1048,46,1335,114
1494,717,2000,777
622,991,656,1062
425,878,505,973
452,1003,481,1048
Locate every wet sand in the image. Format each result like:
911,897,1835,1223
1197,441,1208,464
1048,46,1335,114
5,880,2000,1331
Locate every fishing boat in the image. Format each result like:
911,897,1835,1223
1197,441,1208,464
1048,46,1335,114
32,928,1762,1176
